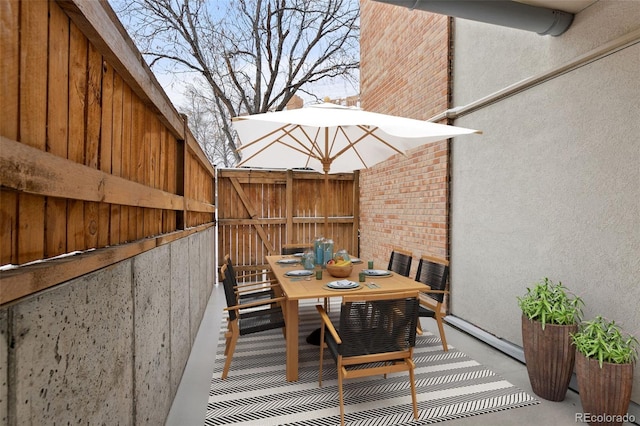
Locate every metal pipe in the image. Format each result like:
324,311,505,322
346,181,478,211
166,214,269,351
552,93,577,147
372,0,574,36
429,28,640,122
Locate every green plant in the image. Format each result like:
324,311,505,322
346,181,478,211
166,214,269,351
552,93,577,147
517,278,583,329
572,316,639,367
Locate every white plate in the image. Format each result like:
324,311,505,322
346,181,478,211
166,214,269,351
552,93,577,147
362,269,392,276
293,253,305,257
277,258,299,264
350,257,362,263
327,280,359,289
284,270,314,277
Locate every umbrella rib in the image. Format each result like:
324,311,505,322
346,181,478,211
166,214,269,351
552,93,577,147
328,125,407,168
236,124,322,167
300,126,325,163
331,127,367,169
235,124,289,152
355,125,406,155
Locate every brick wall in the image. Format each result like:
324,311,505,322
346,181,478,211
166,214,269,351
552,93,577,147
359,0,451,272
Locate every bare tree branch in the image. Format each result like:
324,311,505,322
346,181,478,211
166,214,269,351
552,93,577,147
110,0,360,167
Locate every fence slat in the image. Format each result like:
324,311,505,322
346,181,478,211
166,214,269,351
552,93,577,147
99,61,114,247
18,0,48,263
46,0,70,257
84,42,102,248
67,20,88,252
0,1,19,265
110,71,123,244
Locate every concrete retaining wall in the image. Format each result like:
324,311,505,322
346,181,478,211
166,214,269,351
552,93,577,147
0,228,215,425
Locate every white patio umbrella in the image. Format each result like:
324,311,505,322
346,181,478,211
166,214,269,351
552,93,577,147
232,102,481,235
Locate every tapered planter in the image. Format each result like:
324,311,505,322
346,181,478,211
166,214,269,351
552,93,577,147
521,315,577,401
575,351,634,426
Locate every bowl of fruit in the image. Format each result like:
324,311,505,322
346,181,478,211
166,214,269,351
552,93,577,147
326,253,353,278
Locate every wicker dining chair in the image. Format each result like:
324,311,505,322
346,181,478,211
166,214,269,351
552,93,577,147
224,254,278,303
316,291,420,425
387,247,413,277
220,263,286,379
414,255,450,352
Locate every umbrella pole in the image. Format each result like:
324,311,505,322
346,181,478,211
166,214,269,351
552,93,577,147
322,127,331,238
324,171,329,237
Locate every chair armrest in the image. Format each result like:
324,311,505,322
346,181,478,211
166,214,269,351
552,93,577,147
236,270,273,279
234,279,277,289
421,289,448,295
235,283,279,294
315,305,342,344
225,296,286,312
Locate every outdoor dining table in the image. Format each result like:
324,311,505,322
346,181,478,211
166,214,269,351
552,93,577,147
265,255,429,382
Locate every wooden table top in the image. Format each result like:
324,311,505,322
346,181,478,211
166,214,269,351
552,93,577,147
266,255,428,300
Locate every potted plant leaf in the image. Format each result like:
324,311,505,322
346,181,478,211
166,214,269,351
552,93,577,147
572,316,638,426
517,278,584,401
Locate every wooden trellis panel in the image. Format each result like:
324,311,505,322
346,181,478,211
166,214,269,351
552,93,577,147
217,169,360,270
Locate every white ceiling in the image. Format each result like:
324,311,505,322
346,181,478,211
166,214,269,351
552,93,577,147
515,0,598,13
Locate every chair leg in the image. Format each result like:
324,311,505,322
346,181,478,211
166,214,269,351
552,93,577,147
318,325,325,387
338,365,345,426
224,330,232,356
408,360,418,419
224,320,232,355
416,319,423,335
222,323,239,380
436,314,448,352
324,297,330,312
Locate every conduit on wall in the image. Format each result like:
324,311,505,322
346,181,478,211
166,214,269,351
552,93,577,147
372,0,574,36
429,28,640,122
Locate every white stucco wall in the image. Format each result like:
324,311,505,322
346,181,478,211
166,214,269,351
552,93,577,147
449,1,640,403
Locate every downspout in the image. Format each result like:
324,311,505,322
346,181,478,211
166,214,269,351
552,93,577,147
372,0,574,36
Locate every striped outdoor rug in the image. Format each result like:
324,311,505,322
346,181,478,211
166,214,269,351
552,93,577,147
206,300,538,425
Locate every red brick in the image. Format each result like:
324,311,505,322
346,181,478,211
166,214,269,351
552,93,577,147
359,0,451,269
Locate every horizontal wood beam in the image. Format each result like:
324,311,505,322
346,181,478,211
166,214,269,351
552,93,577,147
217,217,354,225
295,217,355,224
217,168,355,183
0,223,213,306
185,198,216,214
1,136,214,213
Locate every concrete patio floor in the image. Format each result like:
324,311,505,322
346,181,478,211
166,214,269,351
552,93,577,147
166,284,636,426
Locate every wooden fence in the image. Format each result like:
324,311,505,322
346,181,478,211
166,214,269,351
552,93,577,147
218,168,360,273
0,0,215,305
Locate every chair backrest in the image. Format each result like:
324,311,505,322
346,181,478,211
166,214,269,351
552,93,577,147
415,255,449,303
224,254,246,284
281,244,312,255
338,291,419,357
388,248,413,277
223,254,235,276
220,264,239,321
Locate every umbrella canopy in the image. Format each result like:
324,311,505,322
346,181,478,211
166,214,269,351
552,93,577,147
232,102,481,235
233,102,480,174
